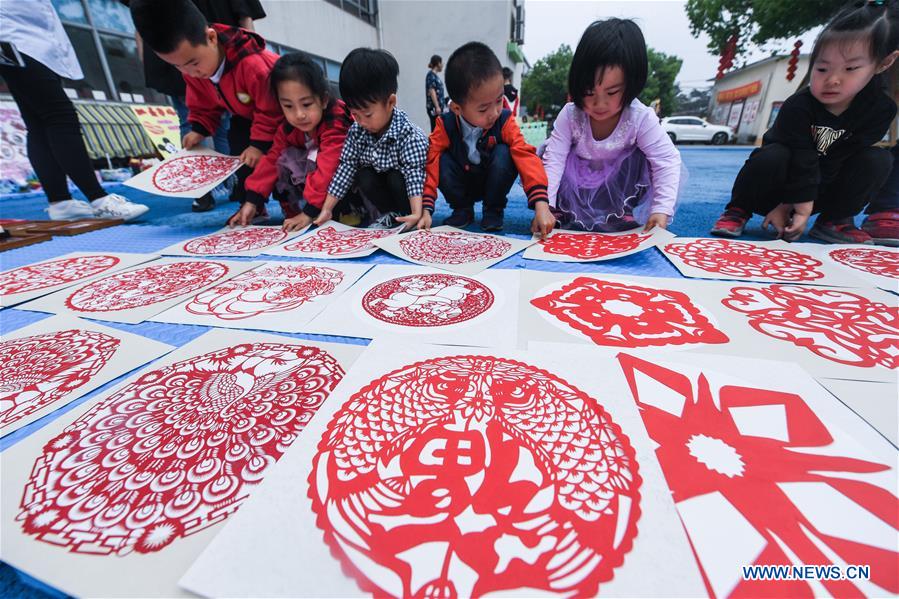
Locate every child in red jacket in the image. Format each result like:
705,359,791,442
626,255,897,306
228,52,353,230
130,0,282,211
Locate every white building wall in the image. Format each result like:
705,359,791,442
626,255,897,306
379,0,517,131
255,0,379,64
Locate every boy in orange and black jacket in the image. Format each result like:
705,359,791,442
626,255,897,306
130,0,282,214
422,42,547,232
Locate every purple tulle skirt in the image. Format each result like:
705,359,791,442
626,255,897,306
555,147,653,232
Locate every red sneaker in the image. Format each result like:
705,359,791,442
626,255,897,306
809,217,873,245
861,210,899,247
710,207,750,237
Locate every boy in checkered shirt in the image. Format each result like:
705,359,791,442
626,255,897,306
321,48,429,230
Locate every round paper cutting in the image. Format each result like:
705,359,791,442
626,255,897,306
65,261,228,312
152,155,238,193
0,255,120,296
666,239,824,281
829,247,899,279
19,342,345,555
361,273,494,327
0,330,120,428
309,355,641,597
541,232,651,260
284,226,395,256
400,231,512,264
182,228,288,255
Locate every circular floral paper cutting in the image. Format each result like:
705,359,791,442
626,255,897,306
152,155,239,194
19,342,344,555
0,330,120,428
400,230,511,264
309,355,641,597
361,273,494,327
0,255,120,297
65,261,228,312
829,247,899,279
665,239,824,281
182,228,287,255
541,232,651,260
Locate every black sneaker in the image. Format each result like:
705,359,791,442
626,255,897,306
480,209,504,232
192,193,215,213
443,209,474,228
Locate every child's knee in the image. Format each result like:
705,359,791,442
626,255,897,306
857,146,893,179
490,144,516,172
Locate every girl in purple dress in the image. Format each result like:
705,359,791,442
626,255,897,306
532,18,683,236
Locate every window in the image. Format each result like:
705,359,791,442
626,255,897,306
100,34,165,103
51,0,87,24
62,25,110,100
687,118,705,126
86,0,134,34
326,0,378,25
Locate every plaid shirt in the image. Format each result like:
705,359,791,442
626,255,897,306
327,108,429,200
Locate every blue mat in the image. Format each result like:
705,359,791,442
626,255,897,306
0,146,763,598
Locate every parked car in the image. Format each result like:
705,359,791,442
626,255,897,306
662,116,734,145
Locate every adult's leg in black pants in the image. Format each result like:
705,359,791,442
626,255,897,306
0,56,106,204
429,114,437,131
727,143,792,216
816,147,893,221
356,167,409,215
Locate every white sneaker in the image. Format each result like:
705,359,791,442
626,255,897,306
46,199,96,220
368,211,401,229
91,193,149,221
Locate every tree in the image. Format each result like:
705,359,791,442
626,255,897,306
639,49,683,117
521,44,573,117
685,0,844,59
674,87,712,117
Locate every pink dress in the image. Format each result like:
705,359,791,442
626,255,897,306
542,100,683,231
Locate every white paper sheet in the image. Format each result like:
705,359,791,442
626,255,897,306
0,329,362,598
263,221,404,259
794,242,899,292
150,261,372,332
303,264,520,347
123,147,241,198
372,225,534,274
661,237,868,287
522,227,675,263
0,252,159,307
18,258,258,324
527,343,899,599
816,378,898,447
0,315,173,437
179,340,707,598
157,225,310,257
521,271,898,383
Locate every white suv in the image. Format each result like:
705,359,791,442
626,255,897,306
662,116,734,145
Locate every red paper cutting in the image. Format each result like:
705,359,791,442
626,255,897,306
185,263,344,320
182,228,288,255
531,277,729,347
19,342,344,555
65,261,228,312
829,248,899,279
400,230,512,264
540,232,651,260
666,239,824,281
0,255,120,296
151,155,240,193
0,330,119,428
309,356,641,597
361,273,494,327
722,284,899,369
618,353,899,597
284,226,395,255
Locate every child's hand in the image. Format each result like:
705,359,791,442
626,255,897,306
239,146,263,168
182,132,205,150
784,201,813,242
227,202,257,228
416,211,432,230
397,210,423,230
283,212,312,232
313,208,333,227
643,213,669,231
763,203,793,239
531,202,556,239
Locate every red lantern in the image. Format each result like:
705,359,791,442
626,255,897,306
786,40,803,81
716,34,739,80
